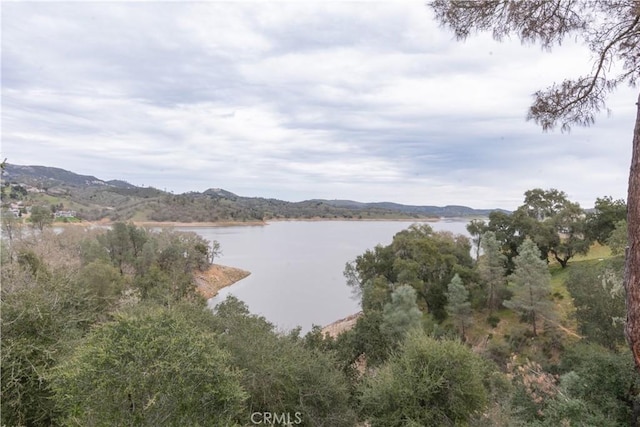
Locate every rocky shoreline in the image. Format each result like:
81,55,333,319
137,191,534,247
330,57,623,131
194,264,251,299
321,312,363,338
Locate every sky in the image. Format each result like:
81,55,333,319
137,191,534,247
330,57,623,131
2,2,636,210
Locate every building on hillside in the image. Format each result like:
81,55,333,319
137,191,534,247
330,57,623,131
54,210,77,218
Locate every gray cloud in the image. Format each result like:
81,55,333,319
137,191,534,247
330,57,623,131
1,2,635,210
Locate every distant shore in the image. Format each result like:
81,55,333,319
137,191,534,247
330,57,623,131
53,217,442,228
53,219,268,228
267,217,440,223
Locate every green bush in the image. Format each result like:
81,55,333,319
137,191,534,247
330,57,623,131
359,330,488,426
50,305,247,427
487,314,501,328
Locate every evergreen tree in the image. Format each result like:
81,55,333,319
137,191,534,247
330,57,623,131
381,284,422,341
504,238,553,336
478,231,507,315
446,273,472,341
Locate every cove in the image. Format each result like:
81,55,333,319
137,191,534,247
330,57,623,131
176,220,471,332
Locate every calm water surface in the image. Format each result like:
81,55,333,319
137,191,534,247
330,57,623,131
178,220,470,332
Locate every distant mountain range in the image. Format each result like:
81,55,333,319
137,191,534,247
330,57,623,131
1,163,509,222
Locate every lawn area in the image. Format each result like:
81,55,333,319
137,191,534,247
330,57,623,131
547,242,615,335
572,242,612,261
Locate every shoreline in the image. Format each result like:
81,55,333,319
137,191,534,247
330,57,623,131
53,219,268,228
321,311,363,338
194,264,251,299
53,217,444,228
266,217,440,223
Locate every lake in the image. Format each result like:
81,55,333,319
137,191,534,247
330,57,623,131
176,219,471,332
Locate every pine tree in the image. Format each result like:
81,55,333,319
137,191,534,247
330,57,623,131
505,238,553,336
478,231,507,315
446,273,472,341
381,285,422,341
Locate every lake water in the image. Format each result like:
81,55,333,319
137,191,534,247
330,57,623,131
177,220,471,332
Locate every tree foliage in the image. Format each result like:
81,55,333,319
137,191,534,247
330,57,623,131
608,219,629,256
381,284,423,341
587,196,628,244
486,189,591,269
1,269,113,426
504,238,554,336
565,258,626,348
210,296,357,426
556,343,640,426
445,273,472,340
431,0,639,131
467,218,488,262
478,230,508,314
348,224,473,321
51,305,247,427
29,205,53,231
359,330,489,426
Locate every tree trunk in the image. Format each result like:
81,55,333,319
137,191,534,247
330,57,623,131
625,91,640,370
551,250,569,268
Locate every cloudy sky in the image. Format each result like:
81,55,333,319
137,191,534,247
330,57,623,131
2,2,636,209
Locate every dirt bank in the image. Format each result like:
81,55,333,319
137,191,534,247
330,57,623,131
321,312,363,338
194,264,251,299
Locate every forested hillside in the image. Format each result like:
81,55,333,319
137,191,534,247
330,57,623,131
1,163,505,223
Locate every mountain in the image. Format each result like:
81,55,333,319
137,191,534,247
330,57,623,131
297,199,509,217
3,164,110,188
203,188,240,200
1,163,509,222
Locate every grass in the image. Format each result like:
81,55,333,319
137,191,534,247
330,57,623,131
572,242,612,261
547,242,618,338
465,242,616,356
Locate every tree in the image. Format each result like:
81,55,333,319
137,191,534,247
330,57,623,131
1,266,114,426
429,0,640,369
1,209,22,247
565,258,625,349
609,219,629,256
97,222,133,275
478,231,507,314
557,343,640,426
467,218,488,262
210,296,357,426
359,330,488,426
51,305,247,426
547,200,591,268
381,284,422,341
587,196,627,244
445,273,472,340
515,188,591,268
209,240,222,263
346,224,473,321
29,205,53,231
520,188,572,221
505,238,554,336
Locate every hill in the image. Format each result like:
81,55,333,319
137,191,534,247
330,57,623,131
1,163,509,223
